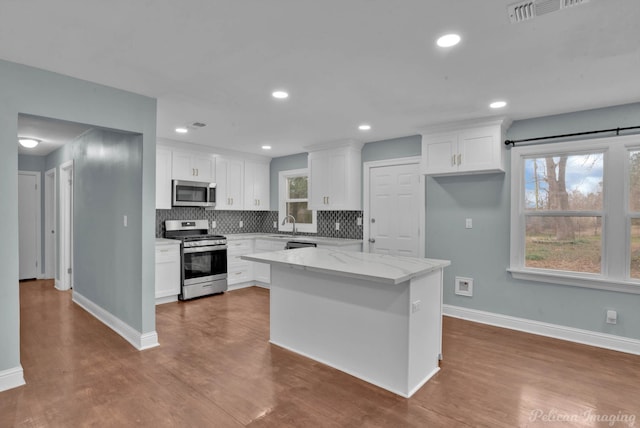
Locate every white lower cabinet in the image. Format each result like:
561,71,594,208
226,237,363,289
227,239,254,287
155,241,181,304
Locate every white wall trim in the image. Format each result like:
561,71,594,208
0,365,26,392
72,291,159,351
443,304,640,356
363,156,425,257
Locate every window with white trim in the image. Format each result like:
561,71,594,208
509,135,640,293
279,168,317,234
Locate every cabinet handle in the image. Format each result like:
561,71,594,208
457,154,462,165
451,155,456,166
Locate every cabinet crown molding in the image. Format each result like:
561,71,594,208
304,139,364,152
418,117,512,136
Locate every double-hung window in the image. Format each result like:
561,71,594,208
509,134,640,293
279,168,317,233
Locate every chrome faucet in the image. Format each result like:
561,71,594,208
282,215,297,236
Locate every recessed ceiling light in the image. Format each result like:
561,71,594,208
358,124,371,131
19,138,39,148
261,145,272,150
436,33,461,48
175,127,188,134
272,90,289,99
489,101,507,109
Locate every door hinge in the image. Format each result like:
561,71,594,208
67,267,72,274
35,183,38,190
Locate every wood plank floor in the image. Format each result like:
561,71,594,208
2,279,639,427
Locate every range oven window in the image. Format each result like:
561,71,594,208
183,247,227,281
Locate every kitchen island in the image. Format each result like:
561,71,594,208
241,247,450,398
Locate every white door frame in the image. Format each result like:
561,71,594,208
45,167,57,280
58,160,74,291
363,156,425,257
18,170,42,279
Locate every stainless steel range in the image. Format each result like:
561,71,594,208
164,220,228,300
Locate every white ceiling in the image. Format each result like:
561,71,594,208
5,0,640,157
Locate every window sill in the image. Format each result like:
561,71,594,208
507,268,640,295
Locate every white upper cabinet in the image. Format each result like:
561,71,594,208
156,146,173,209
216,157,244,210
307,140,363,211
421,118,511,176
244,160,270,211
172,150,216,182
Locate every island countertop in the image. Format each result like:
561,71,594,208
241,247,450,285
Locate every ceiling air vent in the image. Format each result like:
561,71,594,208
190,122,207,128
508,0,590,23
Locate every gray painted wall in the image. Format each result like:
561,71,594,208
268,103,640,341
0,59,156,375
73,129,144,329
428,103,640,340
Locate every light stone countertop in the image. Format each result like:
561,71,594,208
241,247,450,285
225,233,362,247
155,238,181,246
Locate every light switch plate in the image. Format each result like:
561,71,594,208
465,218,472,229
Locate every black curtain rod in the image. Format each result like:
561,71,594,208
504,125,640,147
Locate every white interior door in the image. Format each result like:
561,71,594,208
45,168,57,279
59,161,74,290
367,161,422,257
19,171,40,280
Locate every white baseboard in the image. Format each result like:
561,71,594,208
72,291,159,351
155,295,178,305
0,365,25,392
443,304,640,356
54,279,69,291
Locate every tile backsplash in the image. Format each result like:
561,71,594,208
156,208,363,239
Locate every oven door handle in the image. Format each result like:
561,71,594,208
184,245,228,254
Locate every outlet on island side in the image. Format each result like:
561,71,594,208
335,222,340,231
239,220,243,228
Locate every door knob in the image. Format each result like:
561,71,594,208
369,238,376,243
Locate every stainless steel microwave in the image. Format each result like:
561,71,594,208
172,179,216,208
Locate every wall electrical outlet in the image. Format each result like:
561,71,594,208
273,221,277,228
239,220,243,228
606,309,617,324
465,218,473,229
335,222,340,231
455,276,473,296
211,220,217,228
357,217,362,226
123,215,128,227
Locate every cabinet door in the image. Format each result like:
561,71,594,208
308,151,329,209
421,133,458,175
327,149,348,209
172,151,196,181
156,147,172,209
457,126,501,173
216,157,244,210
243,161,270,211
192,156,216,182
155,244,180,299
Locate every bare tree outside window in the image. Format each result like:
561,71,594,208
524,153,603,273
